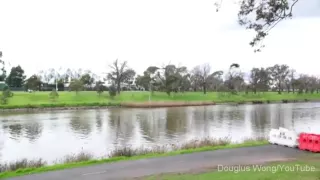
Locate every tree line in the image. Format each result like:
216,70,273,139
0,52,319,96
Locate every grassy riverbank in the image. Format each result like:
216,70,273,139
1,91,320,109
0,138,268,179
144,158,320,180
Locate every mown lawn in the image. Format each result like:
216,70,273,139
1,91,320,108
144,158,320,180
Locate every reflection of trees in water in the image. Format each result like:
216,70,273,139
270,104,296,130
24,122,43,142
69,111,93,137
95,110,103,132
191,106,212,137
223,106,244,138
8,124,23,140
108,109,135,147
165,107,188,139
2,122,43,142
0,129,3,161
137,111,159,142
249,105,269,137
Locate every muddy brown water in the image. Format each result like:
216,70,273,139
0,102,320,163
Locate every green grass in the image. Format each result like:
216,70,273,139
0,139,268,179
144,158,320,180
1,91,320,109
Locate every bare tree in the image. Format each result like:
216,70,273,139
192,63,211,94
107,59,136,94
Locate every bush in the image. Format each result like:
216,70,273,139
0,87,13,105
109,85,117,99
95,81,105,96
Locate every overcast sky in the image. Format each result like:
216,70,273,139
0,0,319,79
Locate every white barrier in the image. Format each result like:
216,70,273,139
268,127,299,148
268,128,280,144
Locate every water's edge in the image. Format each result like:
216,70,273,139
0,99,318,112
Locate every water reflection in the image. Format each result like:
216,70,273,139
1,102,320,163
24,122,43,142
8,124,23,141
69,111,93,138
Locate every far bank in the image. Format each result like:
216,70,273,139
0,91,320,111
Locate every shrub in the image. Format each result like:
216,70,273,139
0,87,13,105
95,81,105,96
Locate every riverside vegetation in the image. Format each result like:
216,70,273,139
0,137,267,179
1,58,320,109
1,91,320,109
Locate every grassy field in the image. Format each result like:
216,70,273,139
1,91,320,109
144,157,320,180
0,139,267,179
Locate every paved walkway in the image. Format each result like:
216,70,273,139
9,145,308,180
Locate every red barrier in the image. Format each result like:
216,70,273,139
298,133,309,151
298,133,320,152
309,134,320,153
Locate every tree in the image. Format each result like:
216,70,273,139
6,65,26,88
107,59,136,94
69,79,83,94
286,69,297,93
0,51,6,81
269,64,290,94
215,0,300,52
225,63,244,94
108,85,117,99
25,75,41,91
207,71,224,92
191,63,211,94
135,66,160,91
0,86,13,105
80,73,95,88
95,81,105,96
156,64,187,95
249,67,271,93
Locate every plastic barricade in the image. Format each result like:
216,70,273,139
268,128,280,144
268,127,299,148
298,133,320,152
298,133,309,151
281,130,299,148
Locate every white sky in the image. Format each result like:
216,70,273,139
0,0,319,79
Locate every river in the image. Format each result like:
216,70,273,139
1,102,320,163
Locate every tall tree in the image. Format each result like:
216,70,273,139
156,64,187,95
80,73,95,88
25,75,41,91
192,63,211,94
107,59,136,94
135,66,160,91
6,65,26,88
207,70,224,91
269,64,290,94
69,79,83,94
225,63,244,94
215,0,300,52
0,51,6,81
249,67,271,93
